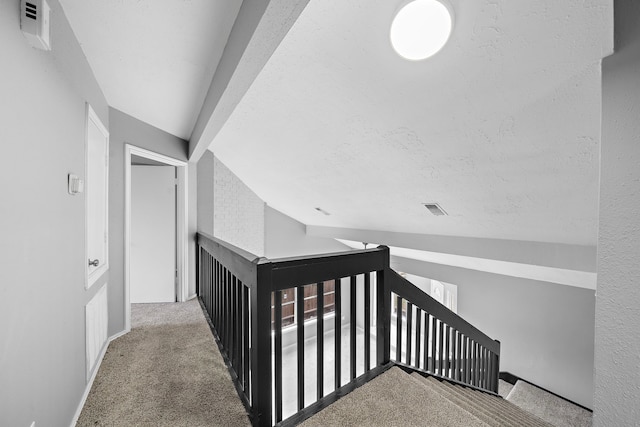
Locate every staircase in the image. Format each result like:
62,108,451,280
502,380,592,427
196,234,590,427
299,366,594,427
302,367,554,426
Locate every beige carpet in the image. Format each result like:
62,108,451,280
506,381,592,427
301,367,560,427
498,379,514,398
76,299,250,427
301,367,490,427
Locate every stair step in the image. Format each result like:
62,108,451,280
442,381,546,427
301,368,586,427
498,379,514,398
437,380,523,426
301,367,490,426
506,381,592,427
444,381,552,427
413,374,509,427
438,379,542,427
414,374,550,427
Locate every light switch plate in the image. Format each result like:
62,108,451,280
68,174,84,195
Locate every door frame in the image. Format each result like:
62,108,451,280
124,144,188,332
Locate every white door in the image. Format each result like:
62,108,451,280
86,106,109,287
130,165,176,303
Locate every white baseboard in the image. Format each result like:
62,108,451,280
109,328,129,341
187,293,198,301
69,329,128,427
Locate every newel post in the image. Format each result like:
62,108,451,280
492,340,501,393
252,258,273,427
376,246,391,366
195,240,201,297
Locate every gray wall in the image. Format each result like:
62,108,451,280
108,108,197,334
197,157,349,260
265,206,350,259
0,1,109,425
188,161,198,298
392,257,595,409
308,225,597,272
594,1,640,424
197,151,214,236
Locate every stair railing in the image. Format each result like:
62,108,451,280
197,233,258,415
388,269,500,393
197,233,500,427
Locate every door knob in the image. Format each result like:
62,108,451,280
89,259,100,267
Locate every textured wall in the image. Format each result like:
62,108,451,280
594,1,640,424
0,1,108,425
213,155,265,256
264,206,349,258
197,151,214,236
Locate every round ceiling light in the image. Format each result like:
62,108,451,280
390,0,453,61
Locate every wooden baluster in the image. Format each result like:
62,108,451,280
415,309,422,369
274,290,283,422
296,286,305,411
335,279,342,390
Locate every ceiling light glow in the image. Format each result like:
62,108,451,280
390,0,453,61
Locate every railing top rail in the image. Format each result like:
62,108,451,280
389,269,500,354
197,233,260,288
268,246,389,291
198,232,260,262
268,246,388,266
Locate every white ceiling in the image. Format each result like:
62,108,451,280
59,0,243,140
60,0,613,248
211,0,612,246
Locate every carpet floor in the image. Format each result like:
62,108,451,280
301,367,491,427
301,367,554,427
506,380,592,427
76,299,250,427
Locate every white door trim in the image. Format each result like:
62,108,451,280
124,144,188,332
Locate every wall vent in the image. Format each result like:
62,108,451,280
20,0,51,51
423,203,447,216
25,2,37,19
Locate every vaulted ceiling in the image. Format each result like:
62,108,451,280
212,0,612,247
59,0,242,140
60,0,613,250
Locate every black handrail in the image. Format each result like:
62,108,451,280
388,270,499,354
269,247,387,290
388,269,500,392
196,233,500,427
257,246,390,425
196,233,259,418
198,232,259,289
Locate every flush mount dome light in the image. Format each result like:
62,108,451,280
390,0,453,60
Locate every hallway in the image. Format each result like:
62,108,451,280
76,300,249,426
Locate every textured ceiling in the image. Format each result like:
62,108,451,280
212,0,612,246
59,0,242,140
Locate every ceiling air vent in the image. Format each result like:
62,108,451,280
20,0,51,51
423,203,447,216
315,207,331,216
